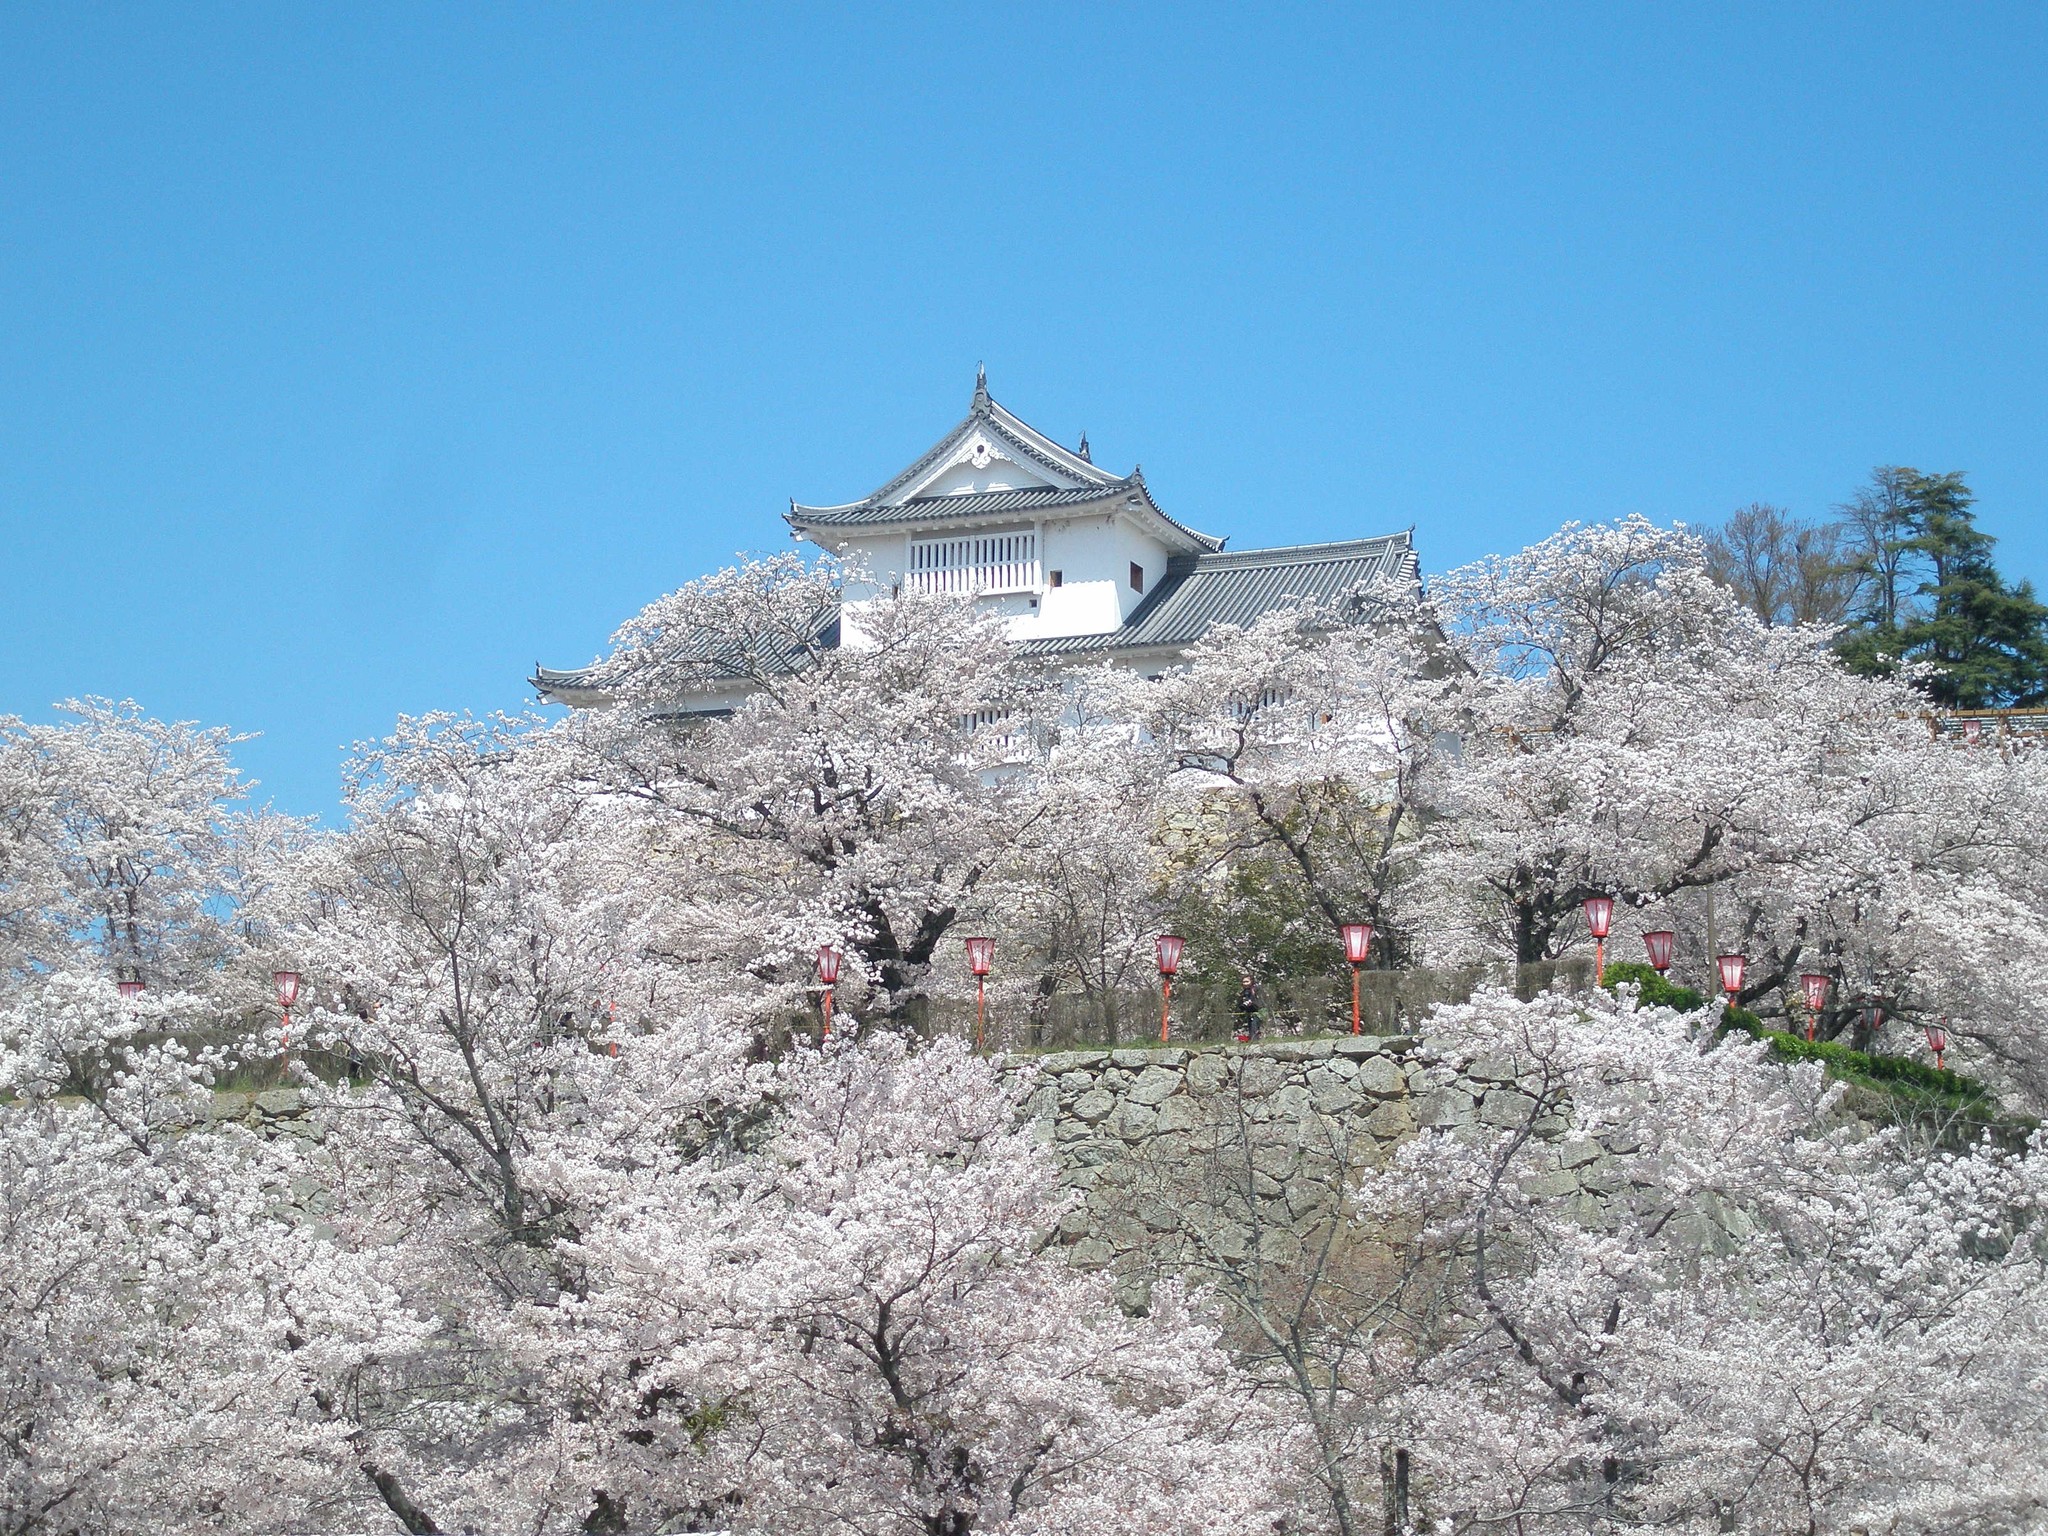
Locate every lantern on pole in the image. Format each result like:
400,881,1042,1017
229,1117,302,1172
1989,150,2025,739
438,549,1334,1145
814,946,843,1040
1154,935,1184,1044
1642,930,1675,975
274,969,302,1062
964,936,995,1050
1923,1016,1949,1072
117,979,146,1002
1339,923,1373,1035
1799,973,1829,1042
1716,953,1747,1001
1582,896,1614,983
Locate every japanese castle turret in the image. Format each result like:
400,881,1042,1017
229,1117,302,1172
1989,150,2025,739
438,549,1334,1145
533,370,1419,709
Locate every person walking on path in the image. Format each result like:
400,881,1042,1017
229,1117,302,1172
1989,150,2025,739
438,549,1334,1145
1234,971,1265,1042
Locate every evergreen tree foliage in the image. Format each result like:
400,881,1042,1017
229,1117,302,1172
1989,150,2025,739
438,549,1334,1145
1834,467,2048,706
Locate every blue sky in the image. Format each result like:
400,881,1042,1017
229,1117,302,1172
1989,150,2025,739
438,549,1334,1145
3,5,2044,821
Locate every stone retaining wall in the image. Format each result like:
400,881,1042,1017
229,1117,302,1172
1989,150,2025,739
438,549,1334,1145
1005,1034,1617,1293
221,1039,1627,1288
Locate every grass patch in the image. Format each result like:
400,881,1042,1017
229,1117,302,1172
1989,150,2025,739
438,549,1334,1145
1600,962,1994,1112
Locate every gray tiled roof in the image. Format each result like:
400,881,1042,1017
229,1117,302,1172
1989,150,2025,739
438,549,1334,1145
788,471,1226,555
1018,534,1419,658
786,379,1226,555
790,482,1128,526
536,534,1419,701
533,613,841,700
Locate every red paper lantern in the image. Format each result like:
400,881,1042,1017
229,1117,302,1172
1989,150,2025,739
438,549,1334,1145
117,979,146,1001
1582,896,1614,940
814,946,843,985
1716,954,1747,996
1923,1017,1949,1069
964,936,995,977
1642,930,1675,973
1800,973,1829,1012
1340,923,1374,966
274,970,302,1009
1154,935,1185,977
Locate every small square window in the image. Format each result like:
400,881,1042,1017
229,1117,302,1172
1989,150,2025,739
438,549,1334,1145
1048,570,1063,587
1129,561,1145,593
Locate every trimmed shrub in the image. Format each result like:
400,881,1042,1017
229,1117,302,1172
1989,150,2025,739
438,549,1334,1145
1600,961,1989,1104
1742,1026,1991,1104
1599,961,1704,1014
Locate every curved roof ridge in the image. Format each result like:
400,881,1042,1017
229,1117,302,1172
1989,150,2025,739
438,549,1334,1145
1017,526,1418,658
977,394,1120,491
1190,532,1412,569
789,481,1134,526
793,379,1125,517
902,473,1135,506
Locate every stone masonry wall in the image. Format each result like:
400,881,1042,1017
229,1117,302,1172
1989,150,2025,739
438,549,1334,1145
1005,1034,1618,1294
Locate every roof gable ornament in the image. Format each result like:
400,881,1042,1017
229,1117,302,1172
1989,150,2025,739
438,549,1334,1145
784,383,1226,554
1077,431,1091,463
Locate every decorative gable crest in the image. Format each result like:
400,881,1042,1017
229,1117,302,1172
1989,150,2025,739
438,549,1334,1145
784,372,1227,554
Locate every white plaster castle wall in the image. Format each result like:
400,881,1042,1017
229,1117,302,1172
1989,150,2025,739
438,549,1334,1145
1012,515,1172,642
915,454,1062,498
820,516,1176,646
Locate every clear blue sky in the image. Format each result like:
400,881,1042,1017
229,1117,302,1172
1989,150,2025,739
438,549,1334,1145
4,6,2045,821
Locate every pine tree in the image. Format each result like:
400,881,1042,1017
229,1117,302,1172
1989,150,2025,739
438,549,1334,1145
1895,472,2048,706
1837,467,2048,707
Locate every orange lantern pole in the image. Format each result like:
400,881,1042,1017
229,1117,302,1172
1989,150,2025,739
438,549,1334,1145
1800,973,1829,1043
815,945,842,1041
273,970,302,1066
964,936,995,1050
1716,953,1747,1005
1582,896,1613,985
1340,922,1374,1035
1924,1016,1948,1072
1154,935,1184,1043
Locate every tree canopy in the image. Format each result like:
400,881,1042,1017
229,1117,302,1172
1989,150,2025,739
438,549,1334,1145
1709,466,2048,707
7,520,2048,1535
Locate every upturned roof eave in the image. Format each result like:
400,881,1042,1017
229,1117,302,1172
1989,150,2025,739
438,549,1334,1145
856,375,1120,507
785,474,1225,556
783,376,1223,552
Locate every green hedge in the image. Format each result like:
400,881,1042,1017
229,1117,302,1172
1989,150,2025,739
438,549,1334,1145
1599,961,1989,1105
1599,962,1705,1013
1739,1026,1991,1104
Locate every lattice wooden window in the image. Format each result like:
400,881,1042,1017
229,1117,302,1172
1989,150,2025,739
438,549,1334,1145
907,530,1040,594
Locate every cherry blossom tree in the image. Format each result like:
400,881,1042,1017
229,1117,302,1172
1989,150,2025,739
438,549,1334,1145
1108,597,1449,966
0,698,260,988
8,513,2048,1534
572,556,1057,1023
1361,985,2048,1535
0,967,381,1533
1405,518,2048,1101
554,1035,1286,1534
246,708,1280,1534
1415,518,1836,968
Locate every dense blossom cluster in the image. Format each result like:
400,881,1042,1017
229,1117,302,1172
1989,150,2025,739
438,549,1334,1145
4,521,2048,1533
